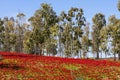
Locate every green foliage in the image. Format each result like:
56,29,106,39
107,15,120,60
28,3,58,55
0,20,4,46
58,7,86,57
76,77,95,80
92,13,106,59
117,0,120,12
62,64,79,70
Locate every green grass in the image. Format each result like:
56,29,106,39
62,64,79,70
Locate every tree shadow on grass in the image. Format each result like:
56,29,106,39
0,63,25,70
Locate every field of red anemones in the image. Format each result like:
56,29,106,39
0,52,120,80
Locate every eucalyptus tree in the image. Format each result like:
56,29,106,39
0,19,4,51
81,23,90,58
61,23,72,57
2,16,9,51
15,13,26,52
0,19,4,59
6,17,16,52
28,3,58,55
2,17,16,52
22,23,30,53
59,8,86,57
100,26,109,58
70,8,86,57
58,10,73,57
107,15,120,60
116,0,120,60
57,11,66,57
28,16,44,55
92,13,106,59
22,29,31,53
30,27,45,55
49,24,59,56
91,25,99,58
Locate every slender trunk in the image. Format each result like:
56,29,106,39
80,50,82,58
59,30,62,57
59,44,62,57
0,44,1,51
96,52,99,59
105,52,107,59
35,44,37,55
40,44,43,56
46,48,48,56
39,44,41,55
114,53,116,61
61,52,63,57
48,52,50,56
19,26,21,52
93,53,95,59
101,51,102,59
43,44,45,55
118,53,120,60
78,51,80,58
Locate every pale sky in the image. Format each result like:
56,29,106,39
0,0,120,24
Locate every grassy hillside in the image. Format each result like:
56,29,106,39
0,52,120,80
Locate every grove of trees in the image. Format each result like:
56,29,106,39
0,1,120,60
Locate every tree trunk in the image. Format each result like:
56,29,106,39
41,44,43,56
118,53,120,60
114,53,116,61
46,48,48,56
101,51,102,59
35,44,37,55
0,43,1,51
80,50,82,58
105,52,107,59
96,52,99,59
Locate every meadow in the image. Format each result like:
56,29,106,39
0,52,120,80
